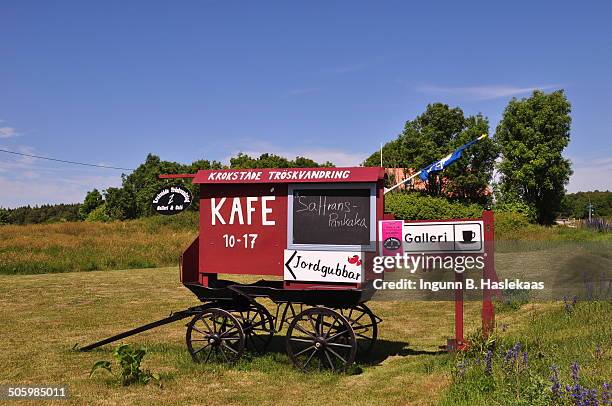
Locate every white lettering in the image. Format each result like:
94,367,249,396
229,198,244,225
246,197,257,225
261,196,275,225
211,198,226,225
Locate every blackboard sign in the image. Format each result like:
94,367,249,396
290,187,373,246
152,185,192,215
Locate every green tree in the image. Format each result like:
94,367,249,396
120,153,222,217
79,189,104,219
85,203,111,222
229,153,334,169
0,208,8,225
559,190,612,219
364,103,498,204
495,90,572,224
104,187,137,220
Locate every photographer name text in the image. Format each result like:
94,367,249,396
374,278,544,292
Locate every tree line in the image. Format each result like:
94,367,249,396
76,153,333,222
0,204,81,225
0,89,590,226
364,89,573,224
560,191,612,219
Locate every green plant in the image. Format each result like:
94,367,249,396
385,192,483,221
494,211,531,236
464,328,498,358
90,344,160,386
495,289,531,312
85,204,112,222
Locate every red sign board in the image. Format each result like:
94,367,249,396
193,167,384,184
199,183,288,276
193,167,386,281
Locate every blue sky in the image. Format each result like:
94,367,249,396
1,1,611,207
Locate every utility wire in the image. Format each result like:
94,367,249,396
0,148,135,171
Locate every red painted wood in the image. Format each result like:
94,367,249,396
192,167,385,184
198,183,288,277
180,236,199,284
455,272,464,344
481,210,496,335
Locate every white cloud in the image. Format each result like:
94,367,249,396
416,84,562,100
0,127,19,138
567,155,612,192
0,145,124,208
0,173,122,208
225,139,367,167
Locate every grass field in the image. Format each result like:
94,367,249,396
0,214,198,275
1,267,609,405
1,212,611,275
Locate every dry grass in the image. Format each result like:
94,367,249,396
0,267,488,406
0,215,198,274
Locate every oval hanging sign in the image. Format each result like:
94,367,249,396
152,185,192,215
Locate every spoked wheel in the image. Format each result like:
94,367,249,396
337,304,379,356
286,307,356,371
186,308,245,364
235,302,274,354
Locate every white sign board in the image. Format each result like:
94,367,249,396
283,249,364,283
379,220,484,253
404,221,483,252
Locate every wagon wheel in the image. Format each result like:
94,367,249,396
186,308,245,364
337,304,379,356
236,303,274,354
286,307,356,371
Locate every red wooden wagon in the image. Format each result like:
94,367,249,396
82,167,386,371
81,166,495,370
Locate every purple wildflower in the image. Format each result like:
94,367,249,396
571,361,580,383
603,382,610,405
586,389,599,406
503,343,522,373
522,351,529,368
550,365,562,400
484,349,493,375
572,295,578,306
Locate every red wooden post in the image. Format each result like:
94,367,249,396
481,210,496,335
454,271,464,346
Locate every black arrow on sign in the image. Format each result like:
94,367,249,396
284,250,297,280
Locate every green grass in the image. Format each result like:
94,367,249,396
0,212,198,275
0,267,474,405
441,301,611,405
0,267,609,405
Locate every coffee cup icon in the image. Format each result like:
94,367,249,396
462,230,476,243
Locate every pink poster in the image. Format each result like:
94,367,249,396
380,220,404,257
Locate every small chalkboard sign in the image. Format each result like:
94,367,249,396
288,184,375,249
152,185,192,215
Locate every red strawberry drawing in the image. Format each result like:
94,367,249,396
348,255,362,266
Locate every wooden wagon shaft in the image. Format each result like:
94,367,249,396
79,306,208,352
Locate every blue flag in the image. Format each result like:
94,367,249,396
419,135,486,181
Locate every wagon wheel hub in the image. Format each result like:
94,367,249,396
314,337,326,349
208,334,221,346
